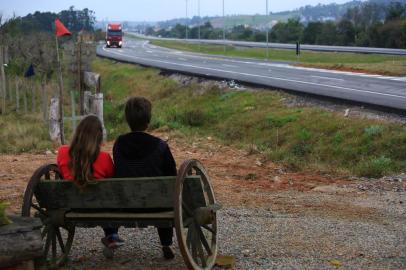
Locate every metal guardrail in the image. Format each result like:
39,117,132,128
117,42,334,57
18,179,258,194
128,33,406,56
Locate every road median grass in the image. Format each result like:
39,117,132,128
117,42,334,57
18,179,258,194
94,58,406,178
150,40,406,76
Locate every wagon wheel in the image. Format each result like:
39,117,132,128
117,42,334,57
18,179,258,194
22,164,75,267
175,160,220,270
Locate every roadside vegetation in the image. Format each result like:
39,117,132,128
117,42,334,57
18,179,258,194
150,40,406,76
0,113,52,153
94,58,406,178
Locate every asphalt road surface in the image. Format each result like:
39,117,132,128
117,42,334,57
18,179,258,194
96,40,406,111
130,33,406,55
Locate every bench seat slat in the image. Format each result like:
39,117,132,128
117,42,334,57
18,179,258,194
35,176,205,210
65,211,175,219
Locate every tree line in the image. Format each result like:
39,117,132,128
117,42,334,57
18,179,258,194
0,7,96,78
146,1,406,49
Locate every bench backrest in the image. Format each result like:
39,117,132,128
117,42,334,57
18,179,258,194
35,176,205,211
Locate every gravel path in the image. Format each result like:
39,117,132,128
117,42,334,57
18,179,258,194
62,190,405,270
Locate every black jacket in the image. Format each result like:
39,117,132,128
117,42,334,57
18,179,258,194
113,132,177,178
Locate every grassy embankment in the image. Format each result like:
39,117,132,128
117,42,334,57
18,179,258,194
0,80,73,154
0,113,52,153
94,58,406,178
1,57,405,177
150,40,406,76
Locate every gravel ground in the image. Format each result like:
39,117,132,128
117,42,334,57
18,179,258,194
1,129,405,270
62,189,405,270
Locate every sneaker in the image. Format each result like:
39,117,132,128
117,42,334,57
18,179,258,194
162,246,175,260
101,234,125,249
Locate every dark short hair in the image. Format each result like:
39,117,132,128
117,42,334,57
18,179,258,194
125,97,152,131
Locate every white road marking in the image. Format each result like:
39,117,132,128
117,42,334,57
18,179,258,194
101,47,406,100
142,44,406,82
222,64,238,68
311,75,344,81
146,50,153,53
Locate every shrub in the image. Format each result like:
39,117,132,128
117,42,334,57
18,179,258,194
364,125,384,137
266,114,298,128
179,109,207,127
355,156,393,178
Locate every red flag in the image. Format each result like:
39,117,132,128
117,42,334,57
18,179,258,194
55,18,71,37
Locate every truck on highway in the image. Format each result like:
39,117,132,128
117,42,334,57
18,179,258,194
106,23,123,48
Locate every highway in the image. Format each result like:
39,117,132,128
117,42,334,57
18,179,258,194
96,40,406,111
129,33,406,56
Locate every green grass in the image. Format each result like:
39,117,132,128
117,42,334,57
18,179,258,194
150,40,406,76
0,202,11,226
93,58,406,178
0,113,52,153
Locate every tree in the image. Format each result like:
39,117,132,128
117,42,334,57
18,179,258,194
270,18,303,43
337,19,355,45
386,2,405,22
303,21,323,44
317,21,337,45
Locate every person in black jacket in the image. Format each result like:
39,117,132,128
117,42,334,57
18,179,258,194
113,97,177,259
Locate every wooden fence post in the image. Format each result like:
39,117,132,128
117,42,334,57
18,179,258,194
92,93,106,140
70,91,77,131
15,79,19,113
41,82,47,122
31,83,36,113
49,98,61,144
7,76,12,103
23,84,28,114
84,91,92,115
0,46,6,115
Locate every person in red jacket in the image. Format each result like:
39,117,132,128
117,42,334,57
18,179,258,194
56,115,123,248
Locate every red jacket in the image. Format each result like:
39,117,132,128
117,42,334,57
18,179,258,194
57,145,114,181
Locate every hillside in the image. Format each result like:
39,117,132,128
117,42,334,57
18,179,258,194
119,0,406,30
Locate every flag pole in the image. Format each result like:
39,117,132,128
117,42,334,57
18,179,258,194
55,35,65,145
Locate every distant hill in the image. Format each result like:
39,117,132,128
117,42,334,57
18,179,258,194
120,0,406,31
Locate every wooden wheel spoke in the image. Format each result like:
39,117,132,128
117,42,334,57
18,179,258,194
41,225,49,238
202,224,215,234
183,217,193,228
186,227,193,250
56,227,65,253
31,203,47,216
194,225,206,267
51,231,57,262
191,228,198,263
197,225,212,255
43,228,52,258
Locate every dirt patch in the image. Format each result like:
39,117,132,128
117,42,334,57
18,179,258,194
2,130,403,219
1,131,405,269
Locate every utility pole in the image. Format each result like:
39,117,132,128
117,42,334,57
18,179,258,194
223,0,226,53
266,0,269,60
198,0,201,52
185,0,189,40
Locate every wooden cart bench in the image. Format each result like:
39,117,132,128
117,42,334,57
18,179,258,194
21,160,220,270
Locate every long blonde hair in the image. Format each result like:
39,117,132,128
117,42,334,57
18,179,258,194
68,115,103,187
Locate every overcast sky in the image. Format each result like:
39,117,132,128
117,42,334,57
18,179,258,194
1,0,358,22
